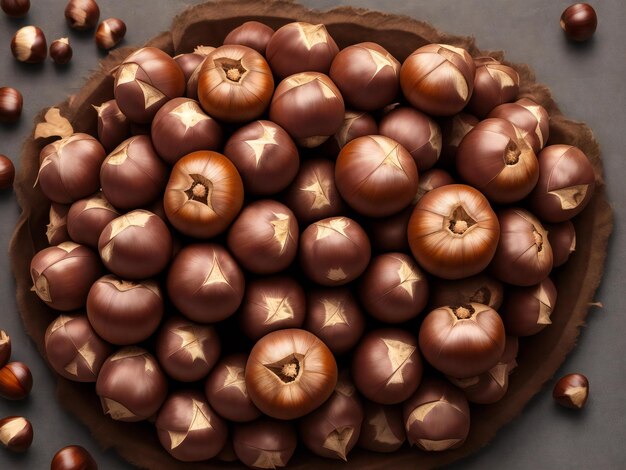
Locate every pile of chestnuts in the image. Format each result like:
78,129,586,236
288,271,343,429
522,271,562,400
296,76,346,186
29,19,596,467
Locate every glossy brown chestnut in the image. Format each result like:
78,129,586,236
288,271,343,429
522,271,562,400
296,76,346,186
224,21,274,55
50,445,97,470
529,144,596,223
50,38,72,65
198,45,274,123
560,3,597,42
224,120,299,195
87,275,163,345
204,353,261,422
156,316,220,382
325,110,378,155
269,72,345,148
38,133,106,204
96,347,167,422
440,112,479,169
173,53,205,84
0,362,32,400
95,18,126,50
11,26,46,63
30,242,103,311
64,0,99,30
501,277,558,336
1,0,30,17
185,56,209,100
408,184,500,279
93,99,130,152
466,57,519,118
491,208,553,286
429,274,504,311
299,216,371,286
167,244,245,323
359,253,428,324
44,314,111,382
488,98,549,153
0,330,10,369
379,107,442,171
367,207,411,253
553,373,589,409
402,377,470,451
548,220,577,267
414,168,455,203
0,87,23,123
245,329,338,420
114,47,185,123
304,288,365,355
357,402,406,453
419,303,506,378
164,151,244,238
266,22,339,79
457,118,539,203
67,192,119,248
0,155,15,190
0,416,32,452
400,44,475,116
46,203,70,245
330,42,400,111
156,390,227,462
232,419,297,469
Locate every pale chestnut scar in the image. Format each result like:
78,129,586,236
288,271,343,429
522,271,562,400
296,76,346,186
417,438,462,451
170,101,210,129
549,184,589,210
327,267,347,281
298,23,328,50
315,218,350,240
488,363,509,388
564,386,588,407
270,212,292,253
323,427,354,461
221,365,247,396
365,46,397,76
536,283,554,325
337,111,362,146
301,174,331,210
382,338,416,385
171,326,210,363
252,450,285,469
263,294,294,324
320,299,348,327
370,408,402,445
168,398,213,450
0,418,29,445
396,259,421,298
244,122,278,166
65,341,98,376
102,397,136,420
202,253,230,287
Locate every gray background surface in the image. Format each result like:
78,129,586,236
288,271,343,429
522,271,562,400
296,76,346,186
0,0,624,468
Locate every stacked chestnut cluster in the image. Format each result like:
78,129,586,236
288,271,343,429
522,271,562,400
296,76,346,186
29,20,595,467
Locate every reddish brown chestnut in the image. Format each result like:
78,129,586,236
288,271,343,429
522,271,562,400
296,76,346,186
224,21,274,55
414,168,455,203
185,57,209,100
548,220,577,267
488,98,549,153
46,203,70,245
0,362,32,400
174,53,205,84
0,330,10,369
67,192,119,248
0,416,32,452
0,87,23,123
325,110,378,154
440,112,479,169
11,26,46,63
501,277,558,336
95,18,126,50
358,402,406,453
93,99,130,152
553,373,589,409
50,445,97,470
65,0,99,30
232,419,297,469
1,0,30,17
50,38,72,65
560,4,597,42
466,57,519,118
0,155,15,190
430,274,504,311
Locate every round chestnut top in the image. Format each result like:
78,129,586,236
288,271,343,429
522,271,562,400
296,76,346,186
0,155,16,191
67,192,120,248
94,99,130,152
232,419,297,469
466,57,520,118
488,98,549,154
560,3,597,42
0,87,23,123
224,21,274,55
326,110,379,153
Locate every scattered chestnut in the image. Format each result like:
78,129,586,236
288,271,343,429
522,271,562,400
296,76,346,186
414,168,455,203
0,155,15,190
1,0,30,17
430,274,504,311
352,328,423,405
400,44,475,116
403,377,470,451
419,303,506,378
440,112,479,169
488,98,549,153
0,416,32,452
501,277,558,336
224,21,274,55
11,26,47,63
65,0,99,30
553,373,589,409
198,45,274,123
167,244,245,323
408,184,500,279
30,242,103,311
466,57,520,118
232,419,297,469
560,3,597,42
548,220,577,267
529,144,596,223
174,53,205,84
50,38,72,65
93,99,130,152
245,328,338,420
357,402,405,453
0,330,10,368
325,110,378,154
50,445,97,470
156,390,227,462
46,203,70,245
0,362,32,400
44,314,111,382
266,22,339,79
0,87,23,123
299,216,371,286
95,18,126,50
67,192,119,248
367,207,412,253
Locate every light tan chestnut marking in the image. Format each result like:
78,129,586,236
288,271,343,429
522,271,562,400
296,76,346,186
395,259,420,298
106,139,133,165
65,341,98,376
298,23,329,50
315,218,349,240
262,295,294,324
564,386,588,408
320,299,348,327
428,120,442,155
536,284,554,325
549,184,589,210
221,365,247,395
0,417,29,446
322,426,354,461
382,338,416,385
417,438,462,451
270,212,291,253
301,175,331,210
168,398,212,449
326,268,347,282
252,450,285,469
171,326,210,363
170,101,209,130
244,122,278,166
370,408,402,445
201,253,229,287
116,63,139,85
102,397,136,420
136,80,166,109
489,363,509,388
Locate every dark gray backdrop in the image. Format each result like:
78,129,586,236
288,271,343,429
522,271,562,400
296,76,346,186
1,0,624,468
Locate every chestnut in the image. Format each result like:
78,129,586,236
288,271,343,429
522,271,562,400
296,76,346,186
330,42,400,111
299,216,371,286
11,26,47,63
185,57,208,100
488,98,549,153
100,135,168,210
548,220,577,267
46,203,70,245
204,353,261,422
155,316,220,382
87,275,163,345
93,99,130,152
419,303,506,378
367,207,412,253
50,38,72,65
167,244,244,323
440,112,479,169
0,87,23,123
400,44,475,116
456,118,539,203
357,402,405,453
163,151,244,238
379,107,442,171
0,330,10,368
96,347,167,422
1,0,30,17
325,110,378,154
38,133,106,204
403,377,470,451
0,155,15,190
491,208,553,286
114,47,185,123
64,0,99,30
156,390,227,462
50,446,97,470
0,416,32,452
304,288,365,355
198,45,274,123
269,72,345,148
283,158,344,225
266,22,339,79
466,57,520,118
553,373,589,409
30,242,103,311
232,419,297,469
245,328,338,420
352,328,423,405
501,277,558,336
560,3,597,42
529,144,596,223
173,53,205,84
414,168,455,203
224,21,274,55
430,274,504,311
224,120,299,196
0,362,32,400
299,373,364,461
227,200,299,274
336,135,419,217
408,184,500,279
239,276,305,341
95,18,126,50
67,192,119,248
359,253,429,324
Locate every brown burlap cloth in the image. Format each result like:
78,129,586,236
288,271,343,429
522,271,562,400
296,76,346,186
8,1,613,469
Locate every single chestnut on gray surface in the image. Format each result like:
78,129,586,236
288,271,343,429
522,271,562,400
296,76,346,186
358,402,406,453
50,38,72,65
0,362,32,400
553,373,590,409
96,18,126,50
560,3,597,42
65,0,100,30
11,26,47,63
1,0,30,17
0,87,23,123
50,445,98,470
0,416,33,452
